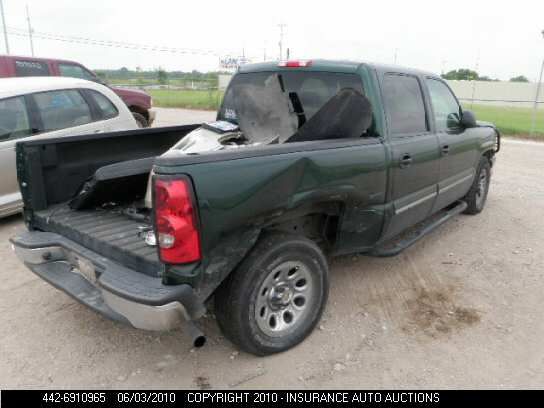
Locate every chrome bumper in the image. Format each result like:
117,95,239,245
11,231,205,331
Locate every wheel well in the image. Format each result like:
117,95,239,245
129,105,149,120
483,150,495,166
262,207,342,252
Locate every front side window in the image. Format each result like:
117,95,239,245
426,78,461,131
33,90,93,131
88,90,118,119
382,74,428,135
58,64,96,81
14,60,51,77
0,96,31,140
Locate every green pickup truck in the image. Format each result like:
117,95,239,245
11,60,500,355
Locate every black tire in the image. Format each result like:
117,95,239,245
132,112,148,128
463,156,491,215
215,232,329,356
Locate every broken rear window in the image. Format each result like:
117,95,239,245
219,71,365,124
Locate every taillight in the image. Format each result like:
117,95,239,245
278,60,312,68
153,176,201,264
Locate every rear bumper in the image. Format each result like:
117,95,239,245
11,231,206,331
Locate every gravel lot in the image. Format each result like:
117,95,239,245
1,108,543,389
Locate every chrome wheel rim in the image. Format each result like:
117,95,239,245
475,168,488,208
255,261,314,337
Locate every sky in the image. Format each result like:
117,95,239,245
1,0,543,81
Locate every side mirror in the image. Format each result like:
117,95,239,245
461,110,477,128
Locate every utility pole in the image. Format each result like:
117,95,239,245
530,30,544,136
278,23,286,60
0,0,9,54
470,48,481,109
441,59,448,76
26,4,34,56
393,48,398,64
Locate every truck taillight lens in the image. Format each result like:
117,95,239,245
153,177,201,264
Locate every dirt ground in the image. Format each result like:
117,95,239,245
1,108,543,389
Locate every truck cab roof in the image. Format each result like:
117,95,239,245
238,59,438,78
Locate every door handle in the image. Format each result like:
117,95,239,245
399,153,413,168
94,129,104,134
441,144,450,155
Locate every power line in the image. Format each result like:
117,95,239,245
5,26,232,57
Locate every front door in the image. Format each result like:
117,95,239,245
380,73,441,240
425,78,479,212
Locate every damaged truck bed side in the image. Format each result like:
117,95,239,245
12,60,500,356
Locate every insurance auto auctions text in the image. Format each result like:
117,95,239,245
187,391,440,404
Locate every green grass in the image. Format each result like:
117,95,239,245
468,104,544,138
149,89,223,110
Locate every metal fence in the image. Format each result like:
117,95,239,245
447,80,544,108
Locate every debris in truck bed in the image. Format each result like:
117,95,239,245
70,157,155,210
233,73,298,144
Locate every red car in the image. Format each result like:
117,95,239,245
0,54,155,127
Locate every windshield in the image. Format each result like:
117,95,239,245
219,71,365,125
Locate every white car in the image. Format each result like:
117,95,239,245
0,76,138,217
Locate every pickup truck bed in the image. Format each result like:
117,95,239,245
33,204,159,277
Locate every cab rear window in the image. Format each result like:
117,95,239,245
219,71,364,123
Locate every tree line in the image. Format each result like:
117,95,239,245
441,69,529,83
94,67,229,85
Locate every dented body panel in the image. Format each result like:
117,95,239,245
154,137,387,286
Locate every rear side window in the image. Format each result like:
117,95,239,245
88,90,118,119
382,74,427,135
33,90,93,131
0,96,31,140
58,63,96,81
15,60,51,77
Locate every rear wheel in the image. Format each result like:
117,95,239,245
463,156,491,214
132,112,148,128
215,232,329,356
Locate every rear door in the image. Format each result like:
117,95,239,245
424,78,479,212
0,95,35,214
380,72,441,240
30,89,106,137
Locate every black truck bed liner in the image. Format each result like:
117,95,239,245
33,204,160,277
